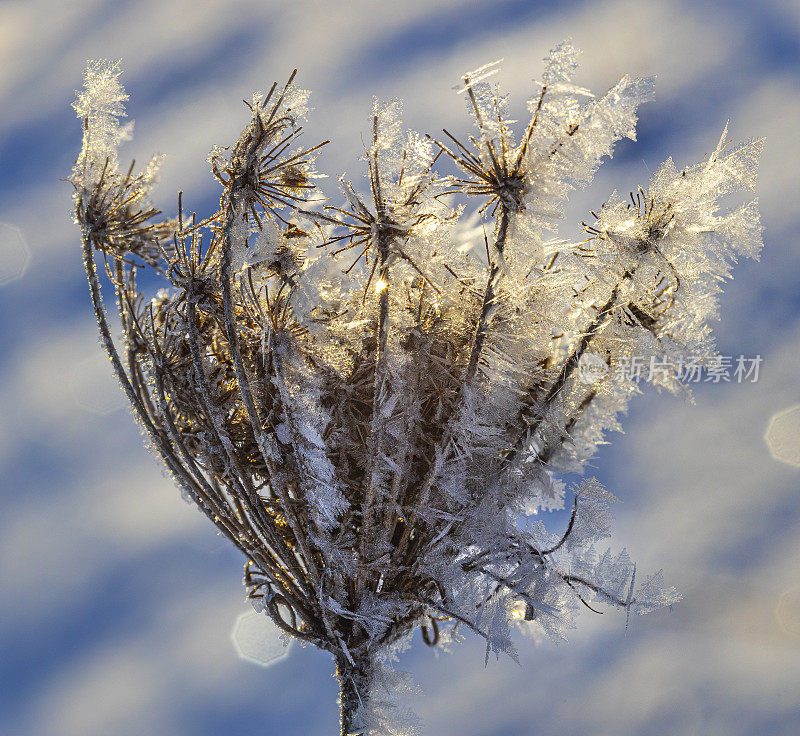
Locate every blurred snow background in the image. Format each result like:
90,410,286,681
0,1,798,734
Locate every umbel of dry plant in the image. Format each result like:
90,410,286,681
70,44,762,736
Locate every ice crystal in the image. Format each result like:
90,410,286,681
70,43,762,736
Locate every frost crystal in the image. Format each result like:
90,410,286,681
71,59,133,188
70,43,762,736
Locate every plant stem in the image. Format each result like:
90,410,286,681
502,278,623,466
463,206,510,384
336,651,373,736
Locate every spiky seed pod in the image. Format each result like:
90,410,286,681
70,47,761,736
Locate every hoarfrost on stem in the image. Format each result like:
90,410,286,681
69,41,762,736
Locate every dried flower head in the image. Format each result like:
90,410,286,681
70,45,762,736
208,70,328,229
